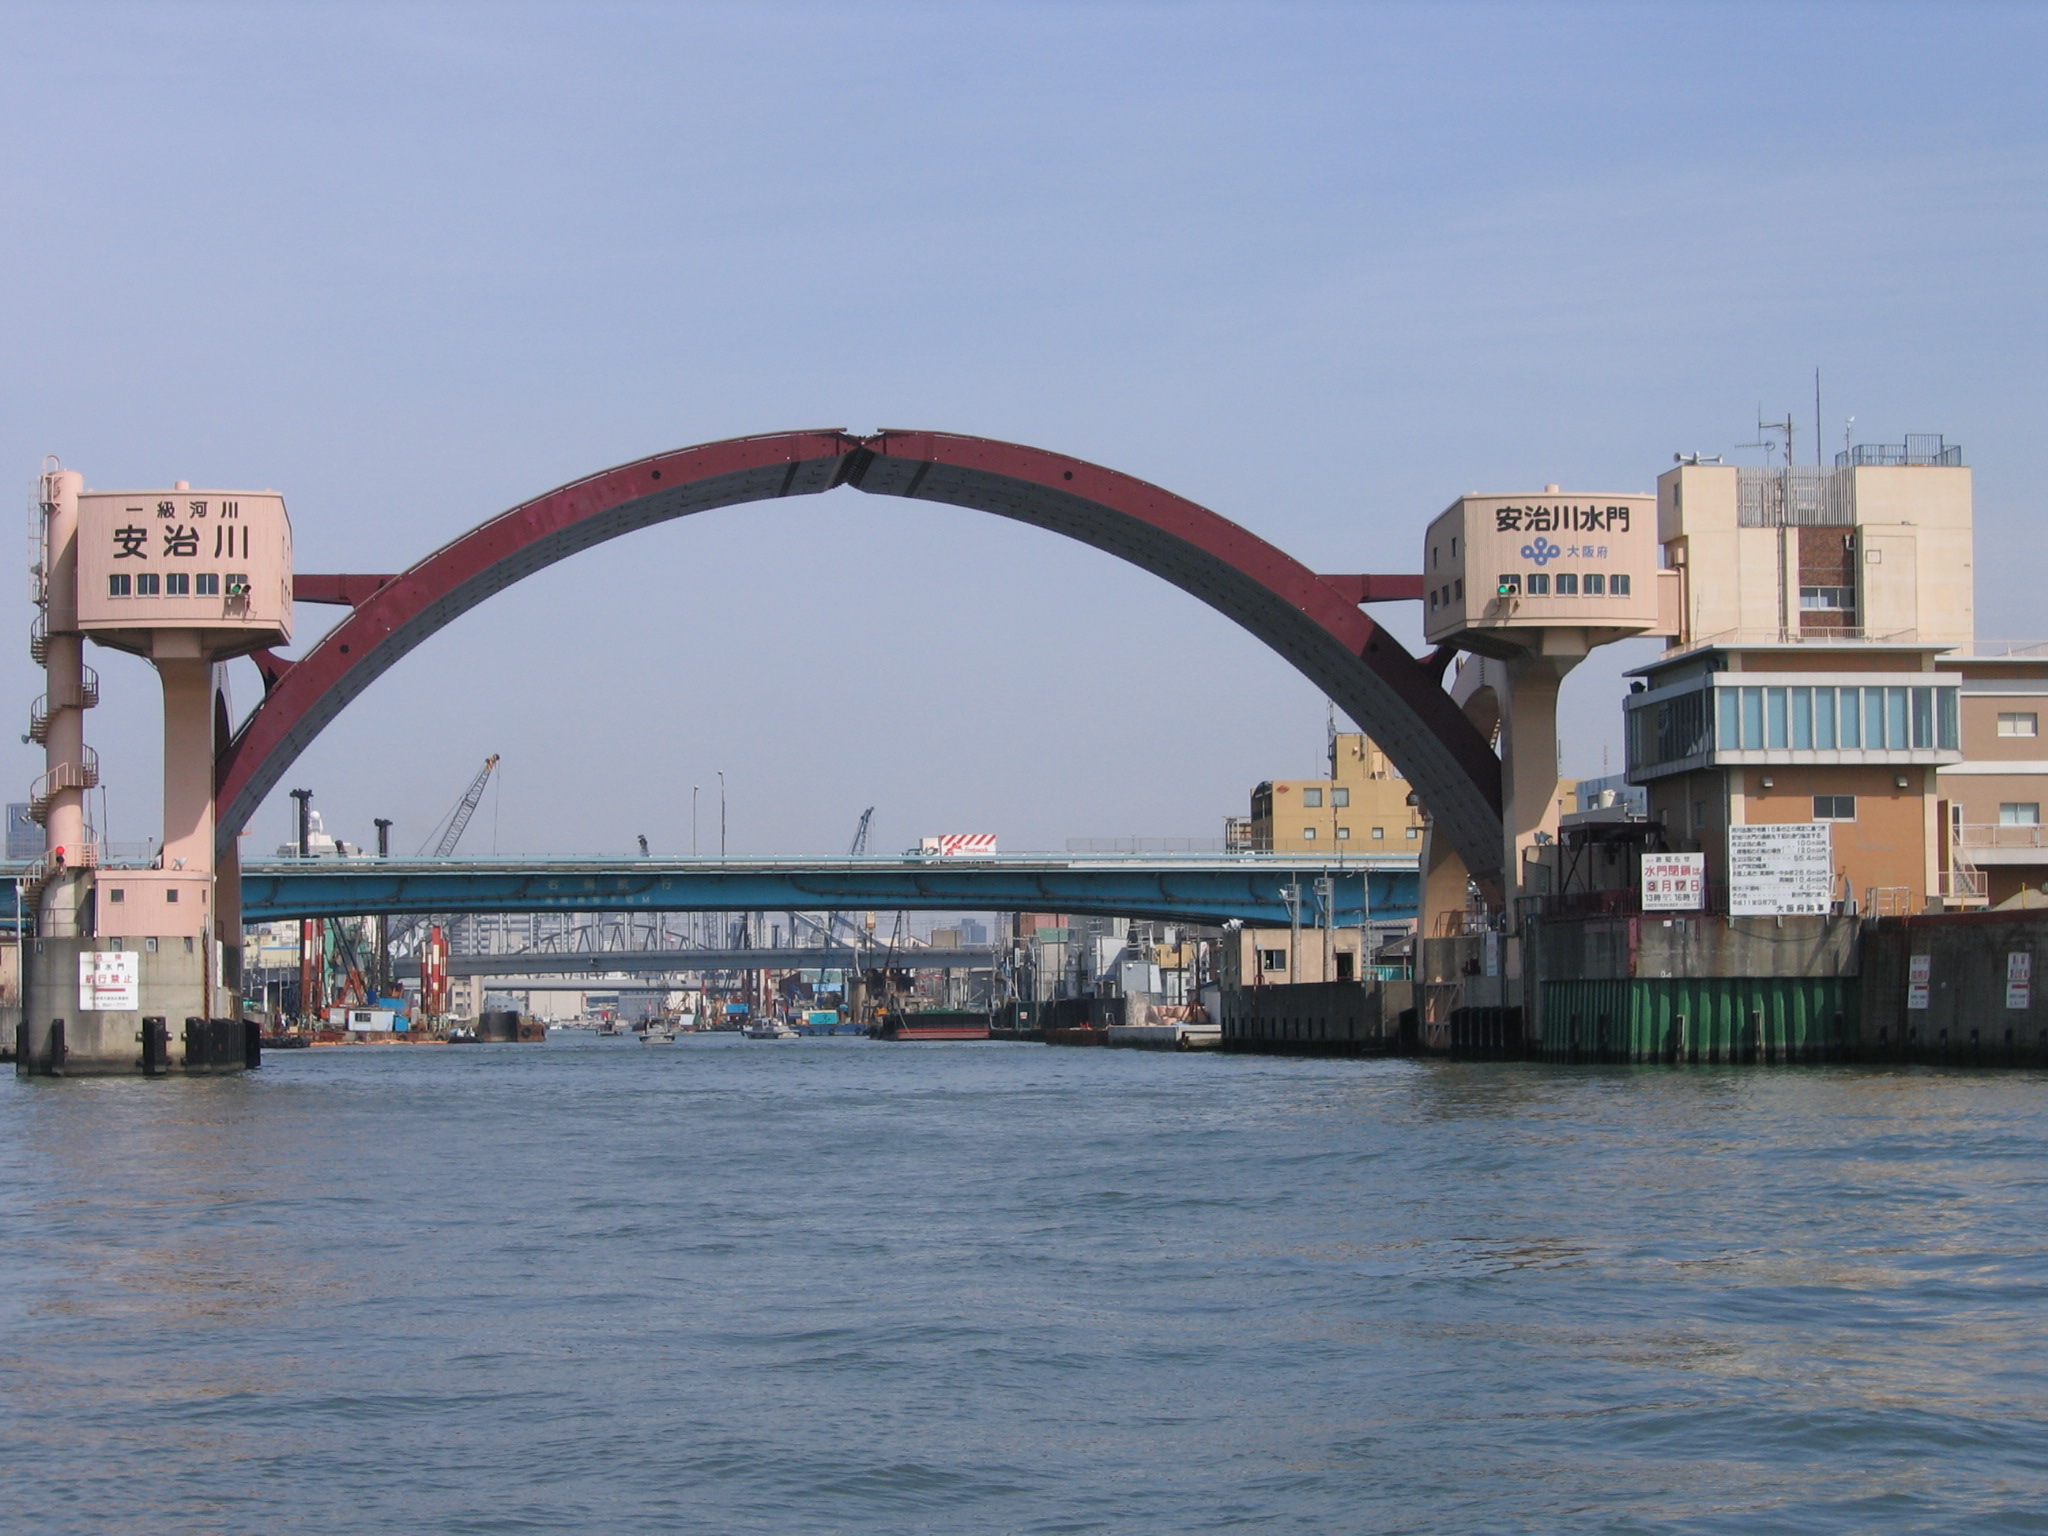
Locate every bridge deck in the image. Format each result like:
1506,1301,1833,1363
226,852,1419,926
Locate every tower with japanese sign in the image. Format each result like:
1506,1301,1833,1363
18,472,291,1076
1417,489,1677,942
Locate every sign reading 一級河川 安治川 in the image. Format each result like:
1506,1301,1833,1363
1727,823,1835,916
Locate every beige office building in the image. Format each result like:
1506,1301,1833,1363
1624,435,2046,913
1248,732,1426,852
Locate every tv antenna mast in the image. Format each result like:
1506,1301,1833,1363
1740,407,1795,466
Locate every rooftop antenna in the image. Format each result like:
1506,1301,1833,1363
1844,415,1855,458
1814,369,1824,468
1740,406,1794,466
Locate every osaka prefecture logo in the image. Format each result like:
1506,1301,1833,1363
1521,537,1562,567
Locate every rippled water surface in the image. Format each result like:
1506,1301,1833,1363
6,1037,2048,1533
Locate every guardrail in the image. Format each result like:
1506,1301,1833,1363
1957,824,2048,851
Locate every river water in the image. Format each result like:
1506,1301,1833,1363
4,1036,2047,1534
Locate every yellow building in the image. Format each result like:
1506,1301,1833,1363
1248,733,1426,852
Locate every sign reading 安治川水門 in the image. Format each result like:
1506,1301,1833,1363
77,950,139,1012
1491,504,1634,534
1727,823,1835,917
1640,852,1706,912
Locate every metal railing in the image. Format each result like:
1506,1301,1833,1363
1940,867,1987,903
1065,836,1229,853
1737,466,1854,528
1680,625,1922,650
1835,436,1963,468
1957,823,2048,851
28,746,99,824
27,665,98,743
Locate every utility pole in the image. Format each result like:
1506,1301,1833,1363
1316,874,1334,983
1359,866,1374,980
1281,891,1298,986
290,789,314,1027
373,817,393,999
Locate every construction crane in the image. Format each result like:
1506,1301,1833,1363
823,807,879,950
420,754,500,857
385,755,502,977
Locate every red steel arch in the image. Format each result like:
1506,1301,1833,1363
216,430,1503,875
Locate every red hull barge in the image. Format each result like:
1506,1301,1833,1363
869,1012,992,1042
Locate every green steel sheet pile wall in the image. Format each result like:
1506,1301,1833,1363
1541,977,1857,1064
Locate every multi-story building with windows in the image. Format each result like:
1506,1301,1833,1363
1623,435,2046,914
1248,732,1428,852
1935,651,2048,904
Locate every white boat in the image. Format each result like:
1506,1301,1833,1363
743,1019,800,1039
639,1025,676,1043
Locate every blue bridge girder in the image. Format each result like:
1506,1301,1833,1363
224,854,1419,928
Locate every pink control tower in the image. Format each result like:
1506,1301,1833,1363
19,466,292,1076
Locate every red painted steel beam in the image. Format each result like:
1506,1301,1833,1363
295,573,396,607
215,430,859,849
217,429,1504,878
845,433,1501,874
1316,573,1425,604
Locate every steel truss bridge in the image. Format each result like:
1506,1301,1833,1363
231,853,1418,928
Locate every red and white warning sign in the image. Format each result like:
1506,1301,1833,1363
921,833,998,857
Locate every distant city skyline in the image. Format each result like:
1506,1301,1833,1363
3,2,2042,856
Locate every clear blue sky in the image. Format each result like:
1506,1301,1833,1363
3,2,2042,856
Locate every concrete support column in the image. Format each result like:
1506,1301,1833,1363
217,837,242,1013
1418,827,1474,942
1498,648,1582,910
39,469,91,936
154,653,217,878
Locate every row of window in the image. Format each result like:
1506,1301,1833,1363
1998,712,2040,738
1799,586,1855,611
1496,572,1633,597
1717,684,1959,753
1299,787,1351,807
108,572,248,597
1297,826,1420,841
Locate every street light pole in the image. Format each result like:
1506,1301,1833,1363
692,785,699,858
718,771,726,859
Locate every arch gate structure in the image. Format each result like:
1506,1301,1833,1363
217,430,1503,880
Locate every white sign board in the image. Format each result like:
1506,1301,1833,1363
77,950,139,1012
1641,852,1706,911
2008,952,2032,1011
1727,823,1834,916
1907,954,1932,1011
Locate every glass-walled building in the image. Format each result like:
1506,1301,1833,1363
1626,644,1962,911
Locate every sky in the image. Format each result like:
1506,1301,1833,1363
1,1,2043,859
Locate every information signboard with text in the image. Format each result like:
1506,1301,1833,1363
1727,823,1834,916
1641,852,1706,911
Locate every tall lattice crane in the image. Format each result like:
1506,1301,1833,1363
384,755,502,979
422,754,500,857
825,807,878,949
